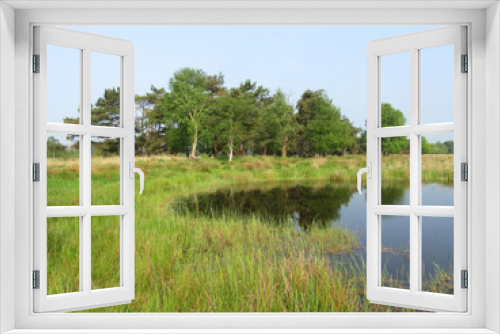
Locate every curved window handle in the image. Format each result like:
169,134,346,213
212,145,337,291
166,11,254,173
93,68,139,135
357,162,371,195
129,162,145,195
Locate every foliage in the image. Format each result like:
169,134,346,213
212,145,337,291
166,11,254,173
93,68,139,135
380,103,408,155
104,70,364,159
234,80,272,155
160,68,223,158
47,136,66,155
252,90,297,157
46,136,79,159
295,90,324,156
266,90,299,157
91,87,121,127
79,69,456,160
422,137,454,154
306,96,359,156
135,85,167,156
215,90,252,161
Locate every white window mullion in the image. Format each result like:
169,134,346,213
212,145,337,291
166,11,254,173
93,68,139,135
373,123,454,138
413,123,454,135
372,205,410,215
372,126,411,138
372,205,455,217
82,47,92,295
82,132,91,294
365,42,379,299
78,50,84,288
409,47,420,295
82,214,91,294
121,49,135,294
82,133,91,294
45,123,130,138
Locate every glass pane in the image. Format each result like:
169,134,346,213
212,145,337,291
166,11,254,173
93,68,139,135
47,44,81,124
381,215,410,289
421,133,454,206
91,136,120,205
47,133,80,206
421,45,454,124
91,216,120,290
47,217,80,295
381,136,410,205
421,217,454,294
91,52,121,127
381,52,410,127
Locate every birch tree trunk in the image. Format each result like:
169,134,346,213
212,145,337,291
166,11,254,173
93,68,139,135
282,138,288,158
191,123,198,158
228,134,234,162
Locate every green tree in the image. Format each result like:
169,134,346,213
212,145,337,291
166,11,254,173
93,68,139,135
64,87,121,156
264,90,298,157
234,80,271,155
422,136,431,154
135,85,167,156
216,91,252,161
252,105,281,156
357,129,367,154
161,68,221,159
380,103,407,155
444,140,454,154
92,138,120,157
91,87,120,127
305,96,354,156
381,102,406,128
91,88,121,156
200,74,226,157
426,140,454,154
341,116,361,155
296,90,324,156
167,122,191,155
47,136,67,158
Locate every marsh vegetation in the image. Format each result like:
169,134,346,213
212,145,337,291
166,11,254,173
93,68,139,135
46,155,454,312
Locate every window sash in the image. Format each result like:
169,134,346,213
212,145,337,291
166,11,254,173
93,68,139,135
366,26,468,312
32,25,135,313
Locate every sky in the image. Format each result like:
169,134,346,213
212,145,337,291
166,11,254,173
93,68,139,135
50,26,454,143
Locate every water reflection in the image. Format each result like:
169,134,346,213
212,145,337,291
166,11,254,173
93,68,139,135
172,182,453,287
174,182,408,230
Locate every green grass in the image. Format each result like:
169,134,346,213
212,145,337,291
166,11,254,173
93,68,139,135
45,155,454,312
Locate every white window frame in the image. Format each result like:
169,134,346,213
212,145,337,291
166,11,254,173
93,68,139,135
366,26,468,312
0,2,499,333
33,26,136,313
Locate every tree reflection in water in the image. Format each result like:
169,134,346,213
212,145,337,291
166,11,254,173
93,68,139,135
173,182,407,231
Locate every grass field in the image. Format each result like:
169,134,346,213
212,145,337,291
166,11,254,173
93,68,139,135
46,154,454,312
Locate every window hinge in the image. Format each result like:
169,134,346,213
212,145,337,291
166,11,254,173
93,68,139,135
33,163,40,182
33,270,40,289
461,54,468,73
461,162,468,181
33,54,40,73
461,270,468,289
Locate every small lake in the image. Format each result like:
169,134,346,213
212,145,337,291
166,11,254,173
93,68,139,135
172,182,454,288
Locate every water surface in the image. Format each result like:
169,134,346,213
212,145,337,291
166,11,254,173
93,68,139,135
173,182,454,290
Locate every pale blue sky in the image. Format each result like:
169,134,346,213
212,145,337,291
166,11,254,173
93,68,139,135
52,26,453,142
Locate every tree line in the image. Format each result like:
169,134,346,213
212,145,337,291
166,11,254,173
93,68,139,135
133,67,363,160
48,67,453,159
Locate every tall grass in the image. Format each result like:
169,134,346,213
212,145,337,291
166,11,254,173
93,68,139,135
44,155,454,312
